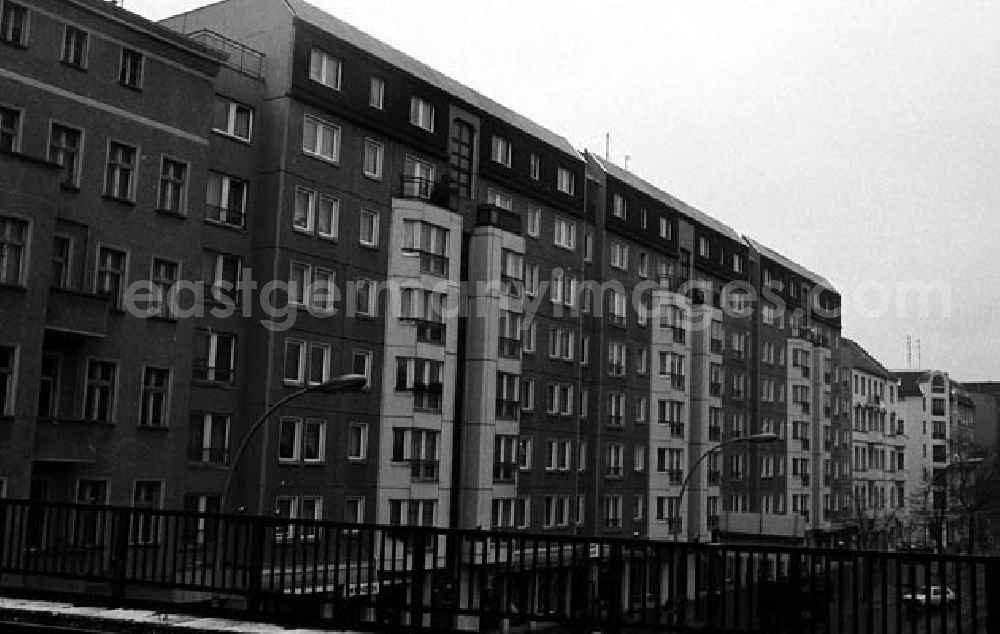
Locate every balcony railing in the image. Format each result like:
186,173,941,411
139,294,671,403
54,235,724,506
671,376,686,391
188,29,264,78
708,426,722,442
498,337,521,358
410,459,439,482
707,470,721,485
669,423,685,439
932,431,947,440
709,382,722,396
493,462,517,483
495,399,520,421
399,176,450,207
401,248,449,277
800,401,811,414
801,474,811,486
399,317,445,344
667,469,683,485
476,204,522,235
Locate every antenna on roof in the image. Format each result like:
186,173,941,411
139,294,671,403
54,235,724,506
916,339,921,369
625,155,631,171
605,133,610,161
906,336,911,369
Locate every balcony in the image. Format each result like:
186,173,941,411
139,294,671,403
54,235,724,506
188,29,263,78
493,462,517,483
45,288,110,337
498,337,521,358
824,440,832,451
401,248,449,277
708,426,721,442
800,437,810,450
824,474,831,486
800,365,811,379
400,317,445,344
410,459,439,482
672,328,686,345
495,399,520,421
707,470,721,485
476,204,522,235
800,401,811,414
709,382,722,396
801,474,811,486
671,376,686,391
707,515,720,531
710,339,723,354
932,431,946,440
34,418,113,462
399,176,450,207
669,423,685,439
667,469,683,485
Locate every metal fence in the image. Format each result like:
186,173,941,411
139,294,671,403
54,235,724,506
1,498,998,632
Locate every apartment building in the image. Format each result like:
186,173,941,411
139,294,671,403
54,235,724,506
1,0,858,546
839,339,906,549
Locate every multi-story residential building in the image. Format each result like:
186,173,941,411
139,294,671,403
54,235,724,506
893,370,978,548
839,339,906,549
0,0,854,551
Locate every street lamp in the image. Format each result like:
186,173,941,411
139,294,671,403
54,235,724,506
221,373,368,513
673,432,779,541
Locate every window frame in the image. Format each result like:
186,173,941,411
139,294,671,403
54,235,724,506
0,0,28,46
363,137,384,180
359,209,379,247
302,114,341,163
211,95,254,143
309,49,342,90
118,47,144,90
139,366,170,428
369,76,385,109
157,155,189,215
0,213,29,287
103,139,138,202
409,96,435,132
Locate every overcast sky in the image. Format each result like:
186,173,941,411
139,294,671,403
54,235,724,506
131,0,1000,380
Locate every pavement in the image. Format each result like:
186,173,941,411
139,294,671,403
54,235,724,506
0,597,357,632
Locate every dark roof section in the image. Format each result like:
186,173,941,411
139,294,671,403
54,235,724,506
843,339,889,379
588,153,744,243
744,236,834,289
892,371,926,398
284,0,580,160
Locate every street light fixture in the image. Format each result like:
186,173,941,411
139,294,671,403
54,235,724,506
221,373,368,513
674,432,779,541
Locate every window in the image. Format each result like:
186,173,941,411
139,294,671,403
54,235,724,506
520,377,535,412
303,115,340,162
635,443,647,472
131,481,162,544
557,167,575,195
308,343,330,385
36,353,58,417
369,76,384,109
189,413,229,463
48,123,81,187
364,138,383,179
0,345,14,416
202,251,241,304
157,158,188,214
355,278,376,317
206,172,247,228
698,237,710,258
403,220,449,275
529,153,540,180
194,332,235,383
609,291,626,326
104,141,136,201
410,97,435,131
487,188,512,211
0,1,27,45
518,436,532,470
278,417,327,463
604,494,622,529
293,188,339,239
0,216,28,286
553,217,575,250
633,494,645,521
584,231,594,262
732,253,744,274
402,155,436,197
612,194,627,219
0,106,19,152
344,497,364,526
309,49,341,89
392,429,440,482
119,48,143,89
544,440,571,471
610,241,628,270
348,423,367,460
359,209,379,247
396,357,444,410
491,135,512,167
524,262,539,297
140,367,169,427
283,339,305,384
352,350,372,389
275,496,324,538
150,258,178,318
526,206,540,237
212,95,253,141
638,252,648,278
659,216,672,239
84,360,116,423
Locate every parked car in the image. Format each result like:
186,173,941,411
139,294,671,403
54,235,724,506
902,586,955,609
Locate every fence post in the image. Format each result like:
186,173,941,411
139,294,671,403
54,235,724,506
410,529,427,629
987,558,1000,634
111,508,130,601
246,516,265,617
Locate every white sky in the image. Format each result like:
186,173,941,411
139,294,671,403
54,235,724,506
131,0,1000,379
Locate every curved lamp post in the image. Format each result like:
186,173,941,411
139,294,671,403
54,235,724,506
221,373,368,513
673,432,779,541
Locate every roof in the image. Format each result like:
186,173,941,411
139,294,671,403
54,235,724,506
892,371,927,398
843,339,889,379
284,0,580,160
744,236,833,288
588,153,744,243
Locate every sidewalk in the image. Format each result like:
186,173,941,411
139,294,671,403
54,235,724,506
0,597,356,632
